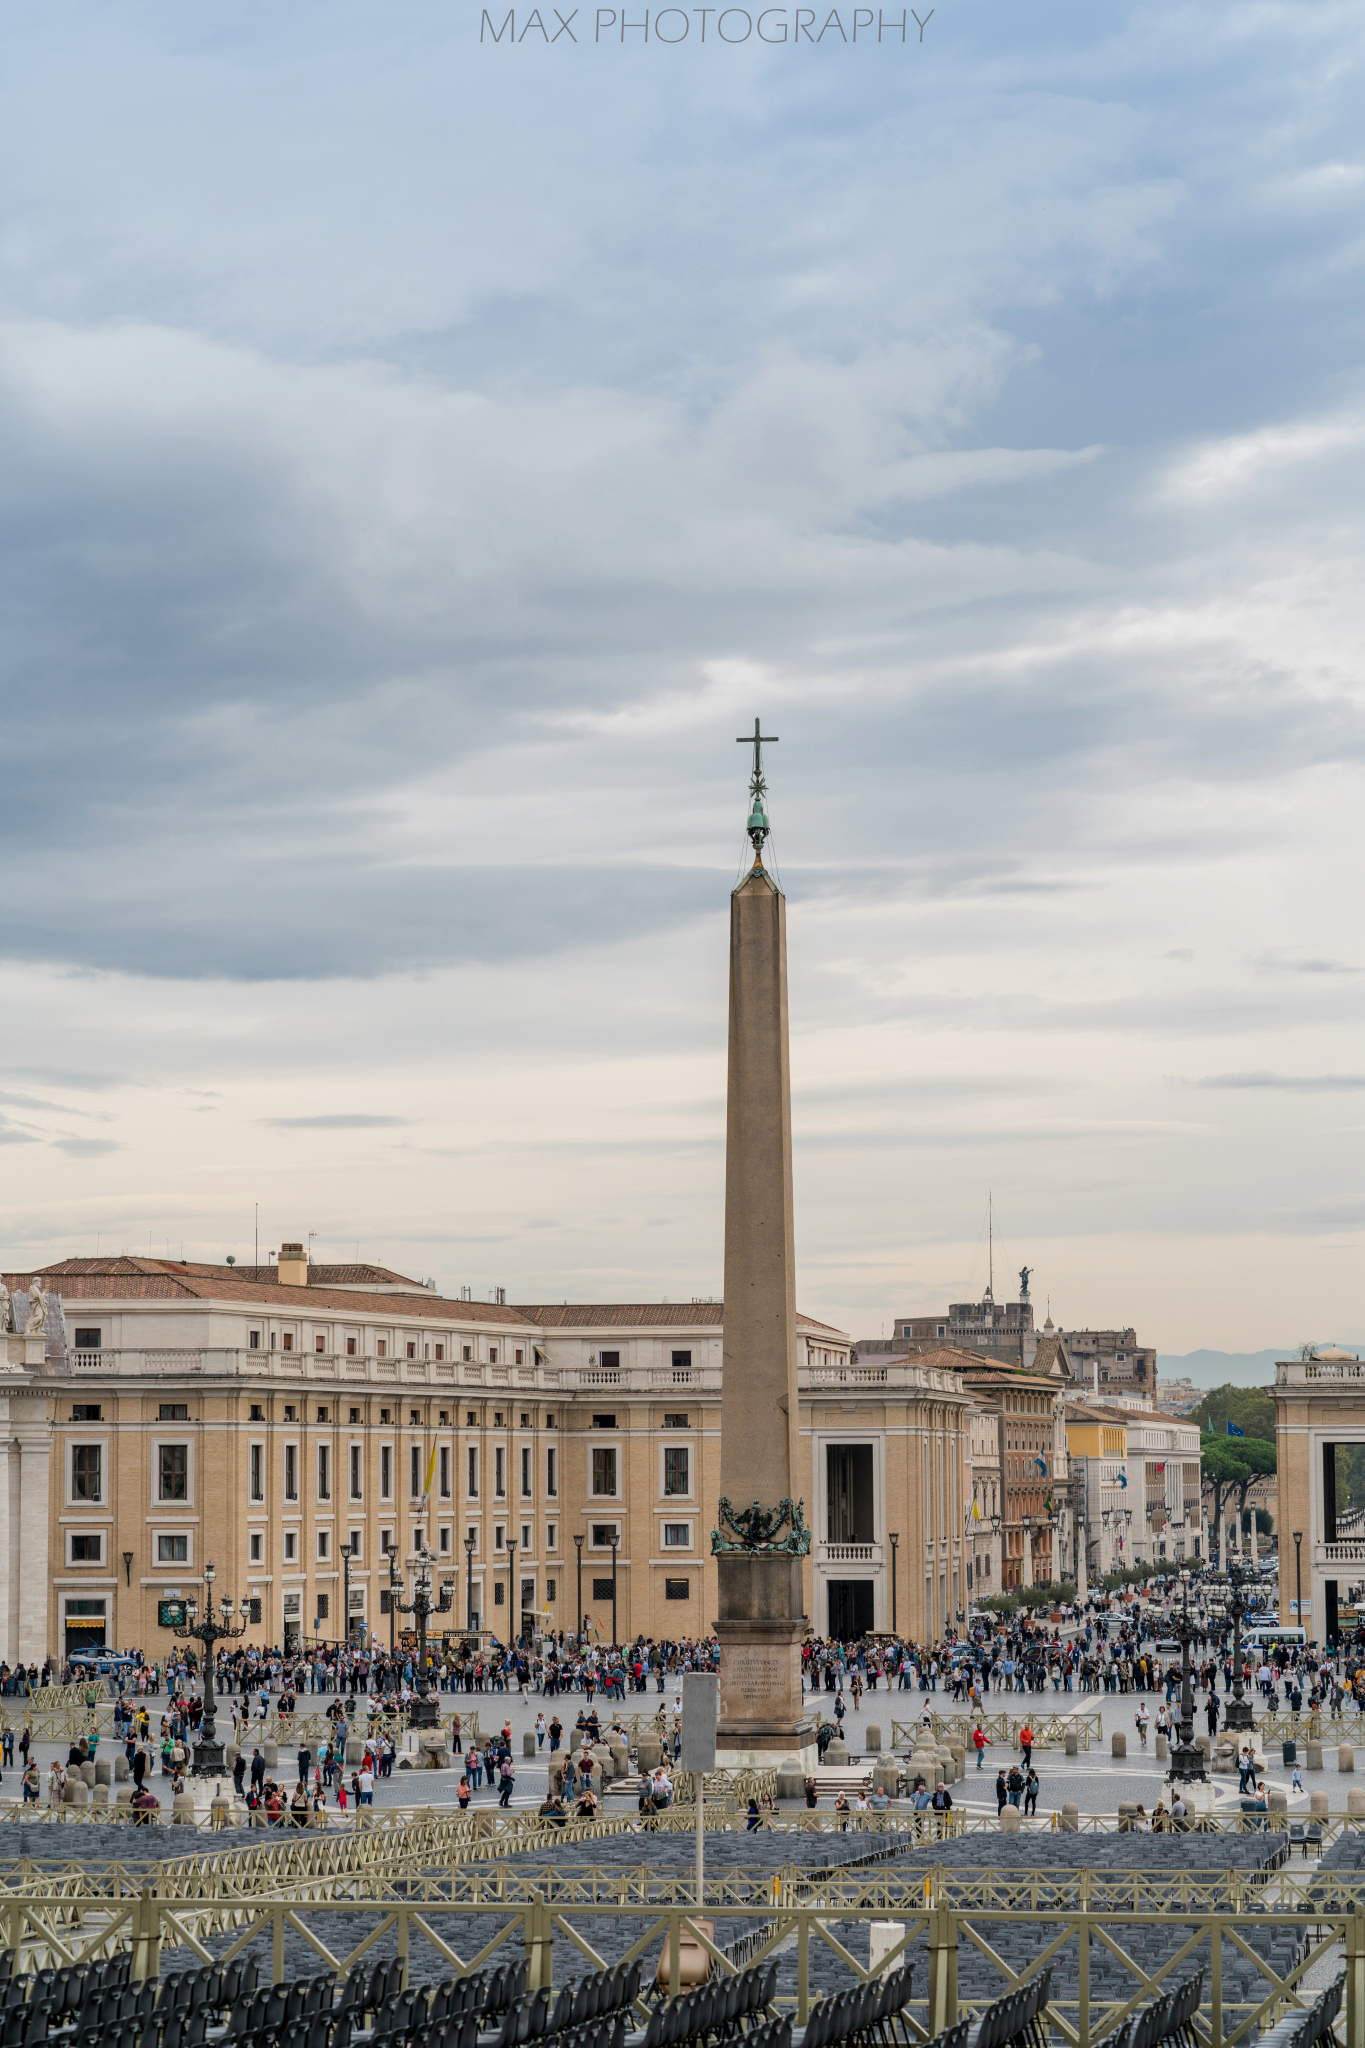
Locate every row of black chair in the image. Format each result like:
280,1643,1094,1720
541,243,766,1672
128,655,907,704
635,1965,776,2048
1259,1974,1344,2048
1093,1973,1204,2048
793,1970,914,2048
963,1972,1051,2048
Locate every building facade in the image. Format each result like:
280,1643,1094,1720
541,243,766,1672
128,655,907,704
1059,1328,1157,1409
6,1253,975,1661
957,1348,1073,1591
1273,1346,1365,1643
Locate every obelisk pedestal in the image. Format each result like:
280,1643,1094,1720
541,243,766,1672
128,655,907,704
712,729,816,1773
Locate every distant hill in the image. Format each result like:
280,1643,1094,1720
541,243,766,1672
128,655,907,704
1158,1348,1293,1389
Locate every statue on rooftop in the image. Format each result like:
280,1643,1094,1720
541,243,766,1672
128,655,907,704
1019,1265,1033,1300
25,1277,47,1335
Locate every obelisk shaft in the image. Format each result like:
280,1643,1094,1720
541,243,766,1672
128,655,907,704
721,869,801,1504
715,859,813,1765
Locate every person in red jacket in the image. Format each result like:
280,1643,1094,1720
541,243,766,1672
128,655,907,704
973,1724,988,1769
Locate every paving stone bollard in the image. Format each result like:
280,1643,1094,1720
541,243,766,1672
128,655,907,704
114,1754,129,1782
523,1732,537,1758
1060,1803,1079,1832
1308,1741,1324,1771
211,1794,233,1830
80,1761,96,1787
1155,1735,1168,1762
570,1727,584,1753
638,1737,663,1772
1268,1788,1288,1814
171,1792,197,1825
1341,1744,1355,1773
1311,1791,1330,1816
64,1779,89,1804
263,1740,278,1769
1065,1732,1078,1757
999,1805,1020,1832
92,1783,109,1806
1348,1787,1365,1816
825,1738,850,1766
114,1785,133,1808
95,1758,112,1786
345,1737,365,1765
1112,1732,1127,1758
865,1725,882,1756
1117,1802,1136,1832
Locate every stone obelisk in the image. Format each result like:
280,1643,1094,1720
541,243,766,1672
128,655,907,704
713,722,815,1770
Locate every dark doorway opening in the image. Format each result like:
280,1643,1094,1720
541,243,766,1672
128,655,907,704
828,1580,874,1640
827,1445,874,1542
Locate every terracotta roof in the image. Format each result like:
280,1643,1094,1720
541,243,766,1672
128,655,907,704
2,1263,534,1324
25,1255,428,1289
514,1303,848,1338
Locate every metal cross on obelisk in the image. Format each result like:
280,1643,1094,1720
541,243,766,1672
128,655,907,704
736,720,779,859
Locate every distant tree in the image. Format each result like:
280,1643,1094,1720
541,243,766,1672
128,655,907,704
1201,1437,1275,1558
1189,1383,1275,1442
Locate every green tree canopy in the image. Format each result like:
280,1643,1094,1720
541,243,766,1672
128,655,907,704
1189,1383,1275,1441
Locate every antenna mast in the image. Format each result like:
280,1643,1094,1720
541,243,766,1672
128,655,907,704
987,1191,994,1305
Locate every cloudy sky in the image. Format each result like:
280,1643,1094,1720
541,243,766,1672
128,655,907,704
0,0,1361,1352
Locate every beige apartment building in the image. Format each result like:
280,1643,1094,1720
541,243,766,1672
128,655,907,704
5,1252,974,1663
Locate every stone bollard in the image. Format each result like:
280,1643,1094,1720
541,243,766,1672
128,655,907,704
225,1744,239,1770
263,1740,278,1769
1155,1735,1168,1762
94,1758,112,1787
1308,1741,1324,1771
777,1757,806,1800
114,1754,129,1782
1341,1744,1355,1773
1311,1791,1330,1817
825,1738,850,1766
1348,1788,1365,1817
1060,1803,1079,1832
638,1737,663,1772
1065,1731,1078,1758
570,1727,584,1753
1268,1788,1289,1814
92,1783,109,1807
1112,1732,1127,1759
872,1759,900,1797
171,1793,196,1826
80,1761,96,1787
1196,1735,1212,1760
64,1779,89,1804
999,1805,1020,1832
865,1725,883,1756
211,1794,233,1830
523,1732,537,1759
114,1786,133,1809
1117,1802,1136,1833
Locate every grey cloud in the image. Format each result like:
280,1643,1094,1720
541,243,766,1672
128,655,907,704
50,1138,123,1157
1194,1072,1365,1092
262,1114,410,1130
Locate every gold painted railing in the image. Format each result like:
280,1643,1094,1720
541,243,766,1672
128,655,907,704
0,1889,1357,2048
889,1712,1104,1751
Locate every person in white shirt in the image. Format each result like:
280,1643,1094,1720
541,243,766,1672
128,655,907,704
357,1765,375,1806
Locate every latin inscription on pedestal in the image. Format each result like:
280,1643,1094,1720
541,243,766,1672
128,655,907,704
720,1641,800,1726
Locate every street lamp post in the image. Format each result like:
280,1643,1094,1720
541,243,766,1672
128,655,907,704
1221,1560,1257,1733
610,1532,619,1651
169,1562,247,1778
1293,1531,1304,1632
1167,1570,1208,1785
388,1548,402,1660
889,1532,899,1636
464,1531,477,1632
341,1539,356,1652
506,1537,519,1649
394,1540,455,1729
574,1534,584,1643
990,1514,1001,1598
